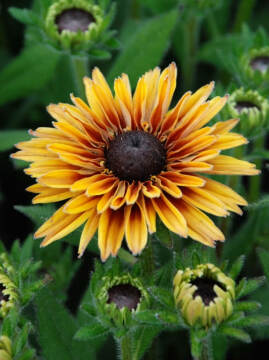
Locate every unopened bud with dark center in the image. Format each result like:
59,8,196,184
98,274,149,326
45,0,105,50
107,284,141,311
227,88,269,136
234,101,260,114
250,56,269,74
241,46,269,81
105,131,166,182
56,8,94,33
174,264,235,327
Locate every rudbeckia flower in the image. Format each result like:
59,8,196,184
12,63,259,261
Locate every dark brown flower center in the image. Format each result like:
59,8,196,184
56,8,94,33
192,278,225,306
0,284,9,303
235,101,260,113
107,284,141,310
105,131,166,182
250,56,269,74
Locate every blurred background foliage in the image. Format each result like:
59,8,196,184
0,0,269,359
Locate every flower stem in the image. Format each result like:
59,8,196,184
140,235,154,276
234,0,256,32
200,336,213,360
248,134,265,203
69,55,89,100
181,16,201,90
119,333,133,360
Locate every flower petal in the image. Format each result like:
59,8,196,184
98,208,125,261
207,155,260,175
151,193,187,237
125,203,147,255
78,209,100,257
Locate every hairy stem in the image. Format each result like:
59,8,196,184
119,333,133,360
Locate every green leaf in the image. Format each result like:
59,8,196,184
8,7,39,25
245,149,269,161
0,45,60,105
0,130,30,152
234,301,261,312
108,9,178,86
34,287,96,360
74,323,108,341
237,277,266,299
229,255,245,280
219,327,251,343
90,49,111,60
148,286,174,308
222,205,269,262
235,315,269,328
131,326,162,360
155,220,173,249
258,248,269,281
15,204,55,227
134,310,161,325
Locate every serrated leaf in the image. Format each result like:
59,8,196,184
0,45,60,105
134,310,161,325
108,9,178,86
148,286,174,308
237,277,266,299
229,255,245,280
234,301,261,312
35,287,96,360
74,323,108,341
131,326,162,360
0,130,30,152
8,7,39,25
258,248,269,281
219,327,251,343
236,315,269,328
225,312,245,325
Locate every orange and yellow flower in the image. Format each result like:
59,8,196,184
12,63,259,261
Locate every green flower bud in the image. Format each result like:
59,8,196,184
0,336,12,360
227,88,269,136
0,254,18,319
97,274,150,326
45,0,107,51
241,47,269,80
173,264,235,328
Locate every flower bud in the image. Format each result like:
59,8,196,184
227,88,269,136
0,254,18,319
173,264,235,328
97,274,150,326
45,0,106,51
0,336,12,360
241,47,269,81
